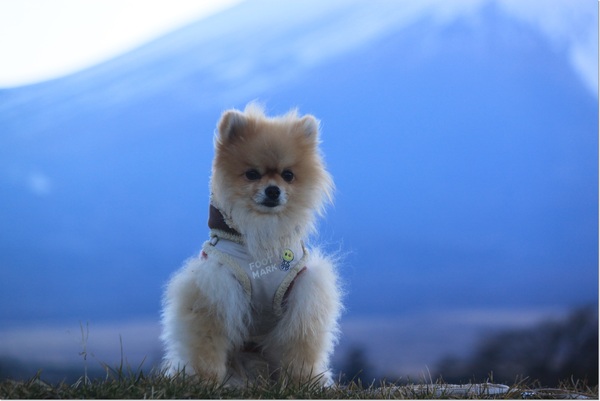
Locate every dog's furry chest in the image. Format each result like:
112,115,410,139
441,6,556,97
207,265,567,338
202,233,307,338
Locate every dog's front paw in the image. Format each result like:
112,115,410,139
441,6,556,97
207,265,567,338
192,363,227,383
280,362,333,388
188,343,230,383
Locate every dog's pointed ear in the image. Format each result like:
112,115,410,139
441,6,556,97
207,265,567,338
299,114,320,140
217,109,246,141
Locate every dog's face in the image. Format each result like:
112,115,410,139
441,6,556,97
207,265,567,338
210,105,332,228
241,165,293,212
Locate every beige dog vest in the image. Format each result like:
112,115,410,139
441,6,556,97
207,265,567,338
202,229,307,339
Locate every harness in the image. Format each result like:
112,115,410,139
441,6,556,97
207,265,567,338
202,206,308,339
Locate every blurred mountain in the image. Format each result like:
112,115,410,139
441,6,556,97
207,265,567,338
0,0,597,326
435,304,599,386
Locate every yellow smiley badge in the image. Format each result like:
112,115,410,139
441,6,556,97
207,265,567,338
280,249,294,271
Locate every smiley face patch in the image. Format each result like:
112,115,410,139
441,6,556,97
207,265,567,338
280,249,294,271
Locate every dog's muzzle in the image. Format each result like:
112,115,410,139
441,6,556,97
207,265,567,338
262,186,281,207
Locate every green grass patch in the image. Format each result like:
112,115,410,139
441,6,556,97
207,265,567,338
1,367,597,399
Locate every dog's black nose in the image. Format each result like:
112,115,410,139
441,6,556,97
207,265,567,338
265,186,281,201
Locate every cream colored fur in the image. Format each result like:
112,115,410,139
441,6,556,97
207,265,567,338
160,103,342,386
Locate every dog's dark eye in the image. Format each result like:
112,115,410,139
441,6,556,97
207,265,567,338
281,170,294,183
245,169,261,180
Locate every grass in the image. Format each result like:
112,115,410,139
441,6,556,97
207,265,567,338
1,365,597,399
2,325,597,399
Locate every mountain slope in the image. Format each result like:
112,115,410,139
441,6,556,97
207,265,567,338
0,1,597,325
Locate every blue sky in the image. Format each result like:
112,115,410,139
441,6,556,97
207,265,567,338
0,0,242,87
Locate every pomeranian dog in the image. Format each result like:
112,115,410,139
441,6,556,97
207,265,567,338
160,103,342,386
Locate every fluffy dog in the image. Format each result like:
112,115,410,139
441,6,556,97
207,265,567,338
160,103,342,386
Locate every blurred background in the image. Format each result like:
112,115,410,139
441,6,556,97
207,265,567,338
0,0,597,386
